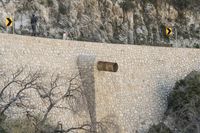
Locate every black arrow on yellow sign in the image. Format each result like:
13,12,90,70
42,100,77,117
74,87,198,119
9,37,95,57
6,17,13,27
166,27,172,36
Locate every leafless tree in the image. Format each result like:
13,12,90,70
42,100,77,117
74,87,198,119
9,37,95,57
55,116,119,133
0,67,83,132
34,73,84,130
0,67,118,133
0,67,43,115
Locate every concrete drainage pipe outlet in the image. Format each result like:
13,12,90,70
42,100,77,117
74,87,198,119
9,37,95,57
97,61,118,72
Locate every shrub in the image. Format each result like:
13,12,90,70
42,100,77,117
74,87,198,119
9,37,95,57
40,0,45,5
47,0,53,7
77,36,89,41
0,114,56,133
193,43,200,48
166,71,200,132
148,123,172,133
119,0,135,12
171,0,199,10
40,0,53,7
0,114,6,133
4,118,36,133
148,71,200,133
59,3,67,15
143,0,157,5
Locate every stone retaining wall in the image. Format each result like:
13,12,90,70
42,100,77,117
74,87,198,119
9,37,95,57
0,33,200,132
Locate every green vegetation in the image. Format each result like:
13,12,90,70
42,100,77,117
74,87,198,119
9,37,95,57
148,71,200,133
119,0,157,12
0,114,55,133
143,0,157,5
119,0,135,12
148,123,172,133
47,0,53,7
77,36,90,41
40,0,54,7
0,114,6,133
193,43,200,48
59,3,67,15
171,0,199,10
167,71,200,132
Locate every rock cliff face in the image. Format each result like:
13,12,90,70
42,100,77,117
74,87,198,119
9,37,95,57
0,0,200,47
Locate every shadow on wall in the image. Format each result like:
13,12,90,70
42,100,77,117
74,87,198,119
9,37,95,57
77,55,97,132
77,55,120,133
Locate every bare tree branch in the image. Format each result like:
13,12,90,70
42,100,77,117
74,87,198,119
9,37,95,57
0,68,24,98
0,69,42,115
0,68,116,133
35,73,83,127
64,124,92,132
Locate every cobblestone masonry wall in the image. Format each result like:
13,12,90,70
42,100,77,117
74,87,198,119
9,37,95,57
1,33,200,132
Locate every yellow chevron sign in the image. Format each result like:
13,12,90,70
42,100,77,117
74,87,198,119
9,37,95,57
6,17,13,27
166,27,172,36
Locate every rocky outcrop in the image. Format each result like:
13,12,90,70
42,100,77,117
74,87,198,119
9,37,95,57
0,0,200,47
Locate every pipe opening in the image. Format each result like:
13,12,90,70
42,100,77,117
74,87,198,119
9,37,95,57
97,61,118,72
